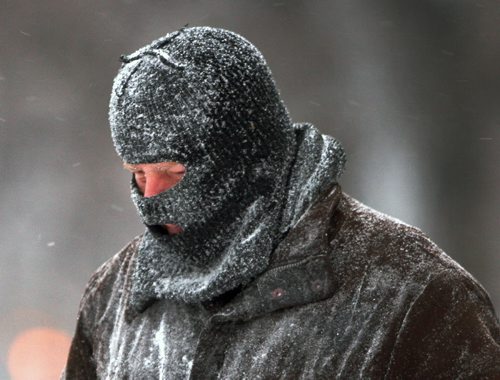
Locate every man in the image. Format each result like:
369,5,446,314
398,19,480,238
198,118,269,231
63,26,500,379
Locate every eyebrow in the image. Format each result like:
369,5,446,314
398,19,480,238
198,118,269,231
122,163,186,173
123,164,139,171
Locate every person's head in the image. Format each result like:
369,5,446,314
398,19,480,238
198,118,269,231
109,26,296,235
108,26,346,305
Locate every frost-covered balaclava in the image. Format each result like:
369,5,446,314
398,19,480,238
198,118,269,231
109,27,346,311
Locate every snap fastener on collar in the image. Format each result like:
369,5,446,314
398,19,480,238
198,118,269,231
271,288,285,299
311,279,323,291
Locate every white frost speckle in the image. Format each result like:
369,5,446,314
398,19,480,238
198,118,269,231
241,225,263,244
154,318,167,379
182,354,194,372
47,241,55,247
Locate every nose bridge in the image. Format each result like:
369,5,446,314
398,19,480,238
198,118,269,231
143,170,180,198
144,172,168,198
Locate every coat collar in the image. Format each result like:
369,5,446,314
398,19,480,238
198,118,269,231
209,183,343,323
125,184,343,322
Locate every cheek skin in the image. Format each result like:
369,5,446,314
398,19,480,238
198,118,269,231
134,174,147,195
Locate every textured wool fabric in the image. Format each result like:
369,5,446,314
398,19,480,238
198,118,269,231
108,27,346,308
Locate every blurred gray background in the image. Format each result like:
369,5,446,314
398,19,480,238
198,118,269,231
0,0,499,376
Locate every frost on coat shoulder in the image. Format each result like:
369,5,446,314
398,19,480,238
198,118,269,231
63,184,500,379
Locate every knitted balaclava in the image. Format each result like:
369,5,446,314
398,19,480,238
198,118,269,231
109,27,346,311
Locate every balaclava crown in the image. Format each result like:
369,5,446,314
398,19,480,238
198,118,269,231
109,26,346,310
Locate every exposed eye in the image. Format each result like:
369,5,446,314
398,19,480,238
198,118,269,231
134,171,146,183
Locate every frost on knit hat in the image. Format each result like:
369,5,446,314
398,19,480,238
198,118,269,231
108,27,346,310
110,26,291,166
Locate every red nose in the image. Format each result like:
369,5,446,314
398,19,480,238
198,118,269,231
143,173,179,198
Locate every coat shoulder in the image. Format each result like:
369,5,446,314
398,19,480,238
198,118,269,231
331,193,484,293
77,235,142,327
328,193,499,363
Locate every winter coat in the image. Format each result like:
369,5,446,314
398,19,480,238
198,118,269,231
63,184,500,379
